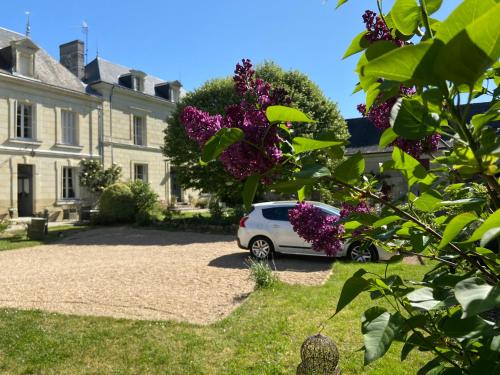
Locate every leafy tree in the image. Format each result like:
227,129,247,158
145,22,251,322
79,160,122,194
182,0,500,373
162,62,347,204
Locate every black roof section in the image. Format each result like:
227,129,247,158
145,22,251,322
85,56,182,99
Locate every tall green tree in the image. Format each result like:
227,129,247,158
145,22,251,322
162,61,347,204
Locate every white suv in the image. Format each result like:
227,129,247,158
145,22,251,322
237,201,392,262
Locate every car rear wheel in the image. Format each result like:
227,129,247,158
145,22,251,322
249,236,273,259
347,242,378,263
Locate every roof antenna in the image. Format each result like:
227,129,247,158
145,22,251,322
81,21,89,65
95,38,99,58
25,11,31,38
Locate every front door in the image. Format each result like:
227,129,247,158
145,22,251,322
17,164,33,217
170,169,183,203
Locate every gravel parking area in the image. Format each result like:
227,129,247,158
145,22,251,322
0,227,333,324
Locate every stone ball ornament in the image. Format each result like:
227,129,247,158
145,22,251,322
296,334,340,375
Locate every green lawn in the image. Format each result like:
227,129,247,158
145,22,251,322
0,261,432,374
0,225,89,251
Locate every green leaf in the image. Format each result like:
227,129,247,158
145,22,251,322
435,0,495,45
201,128,244,163
297,186,305,202
266,105,315,124
401,332,429,360
334,269,370,315
454,277,500,318
434,0,500,85
361,41,437,85
357,41,400,90
438,212,477,249
295,164,332,180
336,0,348,9
392,0,421,36
406,287,441,311
242,174,260,212
471,101,500,130
372,215,401,228
379,127,398,148
441,314,494,341
270,179,307,194
292,137,343,154
383,147,435,188
413,190,442,212
425,0,443,14
362,307,404,364
390,98,440,140
465,209,500,243
334,152,365,184
343,30,370,59
481,227,500,248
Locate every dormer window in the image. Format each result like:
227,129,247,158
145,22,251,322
118,69,146,92
10,39,39,78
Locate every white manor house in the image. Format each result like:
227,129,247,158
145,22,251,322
0,26,185,221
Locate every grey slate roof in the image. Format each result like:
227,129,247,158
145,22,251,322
85,57,179,98
0,27,86,93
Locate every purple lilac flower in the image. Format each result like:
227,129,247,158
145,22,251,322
357,11,439,158
181,59,290,181
288,202,345,256
180,106,223,147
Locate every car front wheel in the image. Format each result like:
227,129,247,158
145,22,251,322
249,236,273,259
347,242,378,263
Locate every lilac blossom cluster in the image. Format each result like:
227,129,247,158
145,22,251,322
181,59,291,180
358,11,441,158
288,201,375,256
288,202,345,256
362,10,404,47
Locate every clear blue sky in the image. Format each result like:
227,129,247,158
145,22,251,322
1,1,459,119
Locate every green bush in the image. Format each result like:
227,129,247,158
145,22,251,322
79,160,122,194
246,258,279,289
98,183,135,223
0,220,9,233
208,198,223,220
128,180,159,212
128,180,164,226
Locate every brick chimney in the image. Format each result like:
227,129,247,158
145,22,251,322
59,40,84,79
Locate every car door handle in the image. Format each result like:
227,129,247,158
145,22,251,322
272,224,280,228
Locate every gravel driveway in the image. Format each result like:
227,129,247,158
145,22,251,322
0,227,333,324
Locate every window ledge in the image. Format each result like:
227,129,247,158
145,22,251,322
55,199,82,206
8,138,42,146
54,143,84,150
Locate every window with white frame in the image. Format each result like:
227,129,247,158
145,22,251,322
62,167,76,199
18,53,33,77
61,110,77,145
133,115,145,145
132,75,144,92
134,164,148,181
16,103,33,139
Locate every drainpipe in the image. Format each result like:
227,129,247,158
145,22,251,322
109,84,116,165
98,103,104,163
